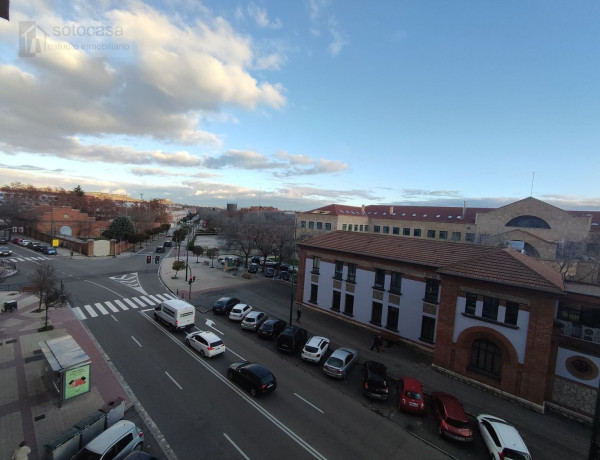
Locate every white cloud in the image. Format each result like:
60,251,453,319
247,3,282,29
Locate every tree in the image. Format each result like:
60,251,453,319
206,248,219,268
30,263,70,330
73,185,85,197
172,260,186,279
192,246,204,262
103,216,136,240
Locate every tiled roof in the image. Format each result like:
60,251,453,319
364,205,488,224
306,204,366,216
299,231,565,293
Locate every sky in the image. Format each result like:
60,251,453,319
0,1,599,211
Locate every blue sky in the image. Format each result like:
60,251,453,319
0,1,598,211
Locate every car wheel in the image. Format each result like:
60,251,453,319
227,370,234,380
200,349,205,357
250,388,257,397
133,443,143,451
438,424,443,436
153,313,158,320
169,323,175,332
185,339,190,346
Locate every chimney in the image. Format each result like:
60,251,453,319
462,201,466,217
390,206,394,214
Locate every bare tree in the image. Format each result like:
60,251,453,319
29,263,69,330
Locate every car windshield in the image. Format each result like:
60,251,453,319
261,324,272,330
502,449,531,460
327,357,343,368
304,345,318,353
405,391,422,400
447,418,470,429
72,448,102,460
245,317,255,323
209,340,223,347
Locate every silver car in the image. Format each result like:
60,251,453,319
241,311,268,331
322,347,357,379
73,420,144,460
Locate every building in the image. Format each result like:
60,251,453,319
296,198,600,280
296,231,600,418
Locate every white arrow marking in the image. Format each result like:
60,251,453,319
205,319,223,335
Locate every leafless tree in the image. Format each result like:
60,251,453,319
29,263,69,330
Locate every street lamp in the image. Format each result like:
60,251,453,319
289,214,297,325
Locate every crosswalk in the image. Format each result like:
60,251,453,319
72,292,177,320
5,256,52,263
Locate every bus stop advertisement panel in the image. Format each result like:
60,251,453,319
39,335,91,407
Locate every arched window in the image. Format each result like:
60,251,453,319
506,215,550,229
470,339,502,378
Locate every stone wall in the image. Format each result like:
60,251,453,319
552,375,596,416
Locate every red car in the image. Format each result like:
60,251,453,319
430,392,473,442
398,377,425,414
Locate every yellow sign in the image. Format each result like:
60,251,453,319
52,239,59,247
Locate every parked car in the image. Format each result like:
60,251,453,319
276,326,308,353
155,246,165,253
33,243,45,251
430,392,473,442
0,237,8,244
212,296,240,315
229,303,252,321
72,420,144,460
241,311,268,331
248,263,259,274
477,414,531,460
42,246,57,255
12,237,21,244
264,266,275,277
398,377,426,415
362,361,389,400
322,347,358,379
301,336,330,363
257,318,287,339
278,271,291,281
279,263,293,272
251,255,262,264
27,241,42,250
185,330,226,358
0,247,12,257
227,361,277,397
19,239,31,247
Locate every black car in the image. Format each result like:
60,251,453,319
362,361,389,400
163,241,173,247
0,237,8,245
156,246,165,253
212,296,240,315
257,318,287,339
248,263,259,274
227,361,277,396
251,255,261,264
27,242,42,251
276,326,308,353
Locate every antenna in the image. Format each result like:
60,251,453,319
530,172,535,197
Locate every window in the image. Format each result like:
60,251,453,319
403,228,410,236
359,225,364,231
451,232,461,241
558,303,582,323
482,296,499,321
332,291,341,311
312,256,320,274
413,228,422,237
420,316,436,343
344,294,354,315
470,339,501,378
427,230,436,238
325,223,332,231
390,271,402,293
342,224,347,231
393,227,400,235
505,301,519,325
374,225,381,233
317,222,323,230
354,225,358,231
424,279,439,303
301,221,306,228
347,263,356,283
506,215,551,229
309,284,319,303
439,231,448,240
465,233,475,242
371,302,383,325
334,260,343,279
308,221,314,229
374,269,385,289
465,293,477,315
364,225,369,232
383,226,390,234
386,306,399,331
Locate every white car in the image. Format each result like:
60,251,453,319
241,311,268,331
185,331,226,357
19,239,31,247
476,414,531,460
229,303,252,321
301,336,330,363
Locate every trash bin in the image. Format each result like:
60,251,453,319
3,300,17,312
99,397,125,428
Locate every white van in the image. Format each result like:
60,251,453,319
154,299,195,332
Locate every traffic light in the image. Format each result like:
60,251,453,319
155,256,160,264
146,255,151,264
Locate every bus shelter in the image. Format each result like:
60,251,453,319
39,335,91,407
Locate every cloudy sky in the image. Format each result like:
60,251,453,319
1,1,599,211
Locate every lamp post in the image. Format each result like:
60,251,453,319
289,214,297,325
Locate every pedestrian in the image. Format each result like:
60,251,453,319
12,440,31,460
371,334,384,353
370,335,378,351
296,307,302,322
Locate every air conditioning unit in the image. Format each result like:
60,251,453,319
582,327,600,343
555,319,572,336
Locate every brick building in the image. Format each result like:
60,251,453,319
296,231,600,417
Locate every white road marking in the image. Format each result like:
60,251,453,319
84,279,124,298
111,314,118,322
165,371,182,390
140,295,156,305
163,293,176,299
124,298,138,309
115,299,129,310
131,336,142,348
155,294,169,301
94,302,109,315
294,393,324,414
205,319,223,335
223,433,250,460
72,307,85,320
83,305,98,317
132,297,146,307
148,294,162,303
104,301,119,313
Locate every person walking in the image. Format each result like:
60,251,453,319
296,307,302,322
12,440,31,460
370,335,384,353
